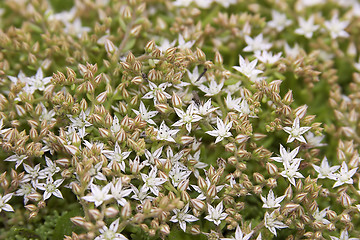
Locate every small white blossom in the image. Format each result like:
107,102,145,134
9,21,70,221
194,99,219,115
95,218,128,240
0,193,14,212
283,116,311,143
191,177,224,200
103,142,131,172
270,144,302,163
330,229,360,240
332,162,357,188
132,101,158,125
313,207,330,225
155,121,179,143
264,211,288,236
64,18,91,38
177,34,195,50
254,51,282,65
243,33,272,52
15,183,35,205
221,225,253,240
68,110,92,138
233,55,263,78
312,157,339,179
267,10,292,32
261,189,285,209
169,164,191,187
170,203,199,232
206,117,233,143
324,14,349,39
144,146,165,165
141,166,167,196
36,177,64,201
131,185,154,203
82,184,113,207
4,154,28,169
142,81,171,104
173,103,202,133
280,158,304,186
304,132,327,147
295,15,319,39
198,77,224,96
187,66,207,86
205,201,228,226
110,178,132,206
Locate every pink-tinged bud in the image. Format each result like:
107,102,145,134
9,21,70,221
253,173,265,183
283,203,299,215
197,176,207,191
266,178,277,189
130,25,142,37
224,143,235,152
105,39,116,54
160,224,170,235
96,91,107,104
25,204,38,212
71,216,87,227
105,207,119,218
337,149,346,161
266,162,278,175
64,145,79,155
89,209,101,220
295,105,308,119
342,127,355,137
340,213,351,223
15,105,26,116
269,80,282,93
327,210,337,220
339,192,352,207
155,91,168,103
121,202,132,219
131,76,143,85
214,51,223,65
180,135,194,145
327,223,336,231
190,225,201,235
56,158,70,167
158,171,168,180
145,40,156,52
122,6,132,19
116,129,127,142
181,191,190,203
71,182,81,195
133,61,142,72
207,184,217,199
172,92,182,108
195,48,206,62
126,52,136,63
71,132,81,147
120,62,131,70
98,128,110,138
284,185,293,199
155,104,170,114
294,193,307,203
163,159,172,173
191,199,205,211
283,90,293,105
165,47,177,56
235,134,249,144
178,179,189,192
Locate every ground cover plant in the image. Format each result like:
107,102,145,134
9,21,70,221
1,0,360,239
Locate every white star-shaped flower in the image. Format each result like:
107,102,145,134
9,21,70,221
103,142,131,172
173,103,202,133
132,101,158,125
312,157,339,180
233,55,263,79
94,218,128,240
221,225,253,240
324,14,349,39
155,121,179,143
82,184,113,207
271,144,302,163
295,15,319,39
283,116,311,143
267,10,292,32
205,201,228,226
280,158,304,186
332,162,357,188
170,203,199,232
0,193,14,212
206,117,233,143
264,211,288,236
141,166,167,196
243,33,272,52
198,77,224,96
36,177,64,201
261,189,285,209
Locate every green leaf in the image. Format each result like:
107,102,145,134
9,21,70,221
12,228,42,239
52,206,83,240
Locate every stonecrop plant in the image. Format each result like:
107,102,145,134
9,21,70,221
1,0,360,239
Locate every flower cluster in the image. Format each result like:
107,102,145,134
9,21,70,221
0,0,360,240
